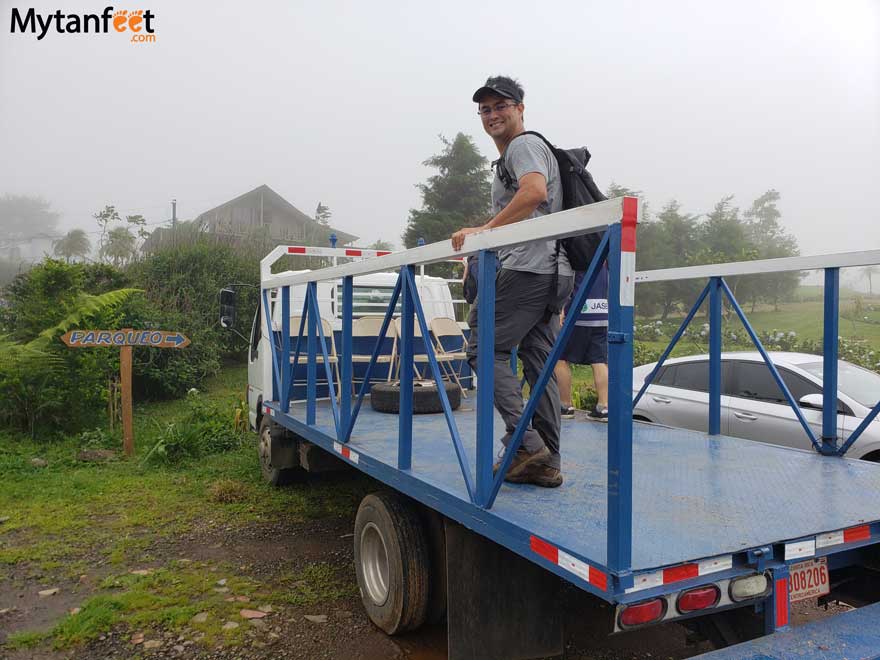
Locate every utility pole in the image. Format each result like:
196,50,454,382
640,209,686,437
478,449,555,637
171,198,177,248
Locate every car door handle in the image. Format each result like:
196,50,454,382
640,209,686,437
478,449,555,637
651,396,672,404
734,411,758,421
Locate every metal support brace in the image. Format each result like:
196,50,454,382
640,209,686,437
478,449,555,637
281,286,291,413
485,232,611,508
633,281,712,407
709,277,722,435
475,250,496,506
306,282,318,425
764,565,790,633
398,265,415,470
262,288,281,403
342,275,403,443
341,276,353,436
720,279,821,452
822,268,839,454
401,268,475,502
308,285,340,434
606,223,634,575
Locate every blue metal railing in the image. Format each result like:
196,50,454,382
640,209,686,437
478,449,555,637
261,196,639,578
634,261,880,458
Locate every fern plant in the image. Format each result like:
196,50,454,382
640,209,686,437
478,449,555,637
0,288,141,437
34,288,142,345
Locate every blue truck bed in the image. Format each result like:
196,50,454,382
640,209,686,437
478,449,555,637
268,398,880,599
698,599,880,659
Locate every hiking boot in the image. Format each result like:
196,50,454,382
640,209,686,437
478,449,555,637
505,463,564,488
588,404,609,421
560,405,575,420
493,445,551,479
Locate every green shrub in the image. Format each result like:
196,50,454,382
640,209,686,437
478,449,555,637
633,341,662,367
76,427,117,450
0,241,259,437
142,391,245,465
125,241,259,399
571,384,598,411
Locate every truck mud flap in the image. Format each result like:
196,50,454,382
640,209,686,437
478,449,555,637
445,520,564,660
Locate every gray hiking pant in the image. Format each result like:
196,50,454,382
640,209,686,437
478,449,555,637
466,269,563,469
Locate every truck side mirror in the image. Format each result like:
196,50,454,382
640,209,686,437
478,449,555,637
219,288,237,328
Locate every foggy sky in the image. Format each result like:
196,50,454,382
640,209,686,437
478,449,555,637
1,0,878,257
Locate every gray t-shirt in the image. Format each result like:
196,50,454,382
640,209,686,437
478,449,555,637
493,133,571,276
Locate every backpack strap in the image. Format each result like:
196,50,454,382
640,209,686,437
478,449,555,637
494,131,556,190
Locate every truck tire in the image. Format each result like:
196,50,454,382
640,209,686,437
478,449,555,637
257,416,300,487
369,380,461,415
354,492,430,634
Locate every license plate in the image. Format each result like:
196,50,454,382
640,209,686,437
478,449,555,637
788,557,829,603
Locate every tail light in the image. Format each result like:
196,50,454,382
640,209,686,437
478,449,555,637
619,598,666,628
677,585,720,613
730,573,770,602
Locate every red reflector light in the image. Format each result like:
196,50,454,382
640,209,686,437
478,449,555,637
677,585,720,613
619,598,666,628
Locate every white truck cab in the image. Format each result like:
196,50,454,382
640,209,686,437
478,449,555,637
232,245,464,431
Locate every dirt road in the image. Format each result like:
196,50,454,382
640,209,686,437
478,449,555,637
0,470,847,660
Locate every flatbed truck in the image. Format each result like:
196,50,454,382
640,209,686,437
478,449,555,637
236,197,880,659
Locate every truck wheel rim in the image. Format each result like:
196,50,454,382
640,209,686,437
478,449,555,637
360,522,390,606
259,426,271,471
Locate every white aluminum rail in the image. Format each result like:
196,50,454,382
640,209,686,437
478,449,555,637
635,249,880,283
260,245,395,282
261,197,631,288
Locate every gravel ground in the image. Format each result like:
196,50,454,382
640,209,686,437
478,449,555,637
1,508,857,660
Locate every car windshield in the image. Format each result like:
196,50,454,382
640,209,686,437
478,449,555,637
800,361,880,408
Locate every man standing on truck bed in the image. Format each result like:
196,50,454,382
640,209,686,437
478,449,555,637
451,75,572,488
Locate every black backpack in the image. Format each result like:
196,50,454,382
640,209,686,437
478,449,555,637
495,131,606,271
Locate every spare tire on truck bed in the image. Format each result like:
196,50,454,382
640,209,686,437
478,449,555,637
370,380,461,414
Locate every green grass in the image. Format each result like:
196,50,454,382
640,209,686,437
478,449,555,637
273,562,358,607
0,363,372,651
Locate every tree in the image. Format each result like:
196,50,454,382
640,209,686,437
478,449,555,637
861,266,880,296
402,133,491,249
53,229,92,263
93,205,121,257
101,226,136,266
0,195,60,247
125,213,149,240
743,190,800,310
315,202,332,227
605,183,638,199
695,196,757,307
639,201,703,320
368,239,394,251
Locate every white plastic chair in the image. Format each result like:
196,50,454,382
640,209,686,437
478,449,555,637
429,316,470,397
394,317,459,390
351,316,398,390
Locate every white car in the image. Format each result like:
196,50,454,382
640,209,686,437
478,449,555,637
633,352,880,461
